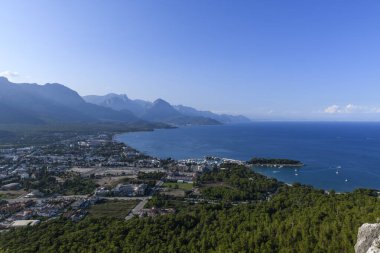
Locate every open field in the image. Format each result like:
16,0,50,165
163,182,193,191
95,176,134,187
0,190,27,199
88,199,139,219
161,188,186,197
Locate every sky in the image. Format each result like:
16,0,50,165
1,0,380,121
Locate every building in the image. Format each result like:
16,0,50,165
94,187,110,196
10,220,40,228
20,173,30,179
113,183,147,196
25,190,44,198
166,172,195,184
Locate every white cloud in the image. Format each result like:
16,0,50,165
324,104,380,114
0,70,20,80
324,105,340,114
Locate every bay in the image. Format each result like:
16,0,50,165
116,122,380,192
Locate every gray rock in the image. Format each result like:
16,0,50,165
355,223,380,253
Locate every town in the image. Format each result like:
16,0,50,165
0,134,246,231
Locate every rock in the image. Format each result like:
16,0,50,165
355,223,380,253
367,237,380,253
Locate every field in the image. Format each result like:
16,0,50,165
0,190,26,199
88,199,139,219
162,182,193,191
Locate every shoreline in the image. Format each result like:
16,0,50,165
112,126,380,192
251,163,304,168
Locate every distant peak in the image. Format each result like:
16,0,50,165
45,83,65,88
0,76,10,84
105,93,129,100
153,98,169,105
119,94,129,100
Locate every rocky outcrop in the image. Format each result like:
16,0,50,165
355,223,380,253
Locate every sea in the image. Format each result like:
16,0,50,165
116,122,380,192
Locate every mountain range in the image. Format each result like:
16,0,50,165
83,94,251,125
0,77,250,126
0,77,137,124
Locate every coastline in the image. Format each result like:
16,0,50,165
251,163,304,168
112,123,380,192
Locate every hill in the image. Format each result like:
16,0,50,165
0,77,137,124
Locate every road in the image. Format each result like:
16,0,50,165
7,194,89,203
125,198,149,221
101,196,150,201
124,180,163,221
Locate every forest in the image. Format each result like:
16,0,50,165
248,157,303,166
1,165,379,253
198,165,282,201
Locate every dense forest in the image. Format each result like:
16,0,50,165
248,157,303,166
1,165,379,252
198,165,281,201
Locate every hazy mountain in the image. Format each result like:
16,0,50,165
83,93,251,125
84,93,151,116
0,78,244,126
174,105,251,124
0,77,137,124
140,99,220,125
0,101,43,124
141,99,182,121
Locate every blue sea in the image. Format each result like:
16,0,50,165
116,122,380,192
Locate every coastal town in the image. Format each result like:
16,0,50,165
0,133,251,231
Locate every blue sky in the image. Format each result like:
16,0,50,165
1,0,380,120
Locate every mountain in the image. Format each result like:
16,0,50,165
0,77,137,124
0,101,43,124
0,78,248,126
84,93,150,116
141,99,182,121
140,99,220,125
83,93,251,125
174,105,251,124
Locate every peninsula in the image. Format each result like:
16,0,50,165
248,157,304,167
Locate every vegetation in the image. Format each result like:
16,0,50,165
88,200,139,219
198,165,281,201
248,157,303,166
22,170,97,195
163,182,193,191
1,165,379,252
137,172,166,180
0,192,24,199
